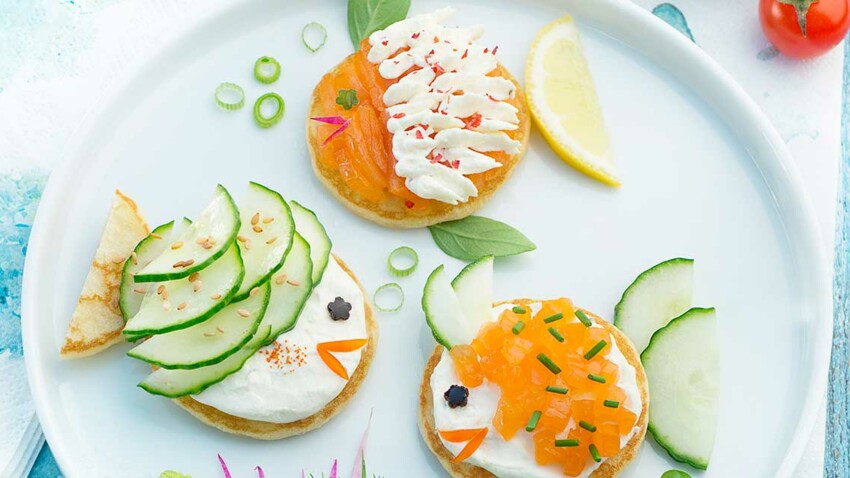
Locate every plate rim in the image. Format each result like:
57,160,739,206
21,0,832,476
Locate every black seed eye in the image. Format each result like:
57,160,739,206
328,297,352,321
444,384,469,408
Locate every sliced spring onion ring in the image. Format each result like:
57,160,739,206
253,92,285,128
387,246,419,277
302,22,328,52
214,82,245,111
253,56,281,84
374,282,404,312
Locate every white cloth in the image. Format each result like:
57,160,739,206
0,0,839,476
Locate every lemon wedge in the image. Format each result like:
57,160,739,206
526,16,618,186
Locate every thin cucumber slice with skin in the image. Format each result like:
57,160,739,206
232,182,295,301
119,219,186,320
642,307,719,470
259,232,313,342
127,282,270,369
614,258,694,352
123,243,244,336
290,200,331,286
451,256,493,331
138,325,272,398
423,264,485,349
134,185,241,283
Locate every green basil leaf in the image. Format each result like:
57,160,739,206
160,471,191,478
428,216,536,261
347,0,411,50
661,470,692,478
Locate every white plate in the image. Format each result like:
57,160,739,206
22,0,831,476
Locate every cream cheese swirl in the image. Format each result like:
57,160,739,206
367,8,521,205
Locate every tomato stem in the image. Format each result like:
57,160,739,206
778,0,819,36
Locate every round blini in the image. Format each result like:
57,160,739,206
418,301,649,477
306,53,531,229
168,256,378,440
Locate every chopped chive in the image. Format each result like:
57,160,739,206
537,353,561,374
526,411,542,432
548,327,565,342
603,400,620,408
512,321,526,335
579,420,597,432
588,373,606,383
583,340,608,360
555,439,579,447
512,306,527,314
546,386,569,395
589,444,602,462
575,309,592,326
543,312,564,323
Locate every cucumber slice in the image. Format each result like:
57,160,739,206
134,185,240,283
123,243,245,336
642,307,719,470
614,258,694,352
422,266,473,349
138,325,272,398
119,220,185,320
259,232,313,341
290,200,332,286
127,282,270,369
232,182,295,301
451,256,494,330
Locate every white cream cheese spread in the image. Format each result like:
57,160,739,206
193,258,368,423
430,303,642,478
367,8,521,205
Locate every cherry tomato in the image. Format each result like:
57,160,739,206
759,0,850,59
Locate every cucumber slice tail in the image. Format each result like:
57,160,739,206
642,307,719,470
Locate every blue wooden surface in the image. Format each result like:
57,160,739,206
824,36,850,478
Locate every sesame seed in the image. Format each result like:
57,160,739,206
150,233,163,239
180,259,194,268
286,279,301,286
237,235,248,243
252,225,263,233
201,242,213,250
210,293,222,299
156,285,165,295
177,302,188,311
170,241,183,250
251,212,260,225
131,252,138,265
262,217,274,224
203,331,216,337
250,287,260,297
133,287,146,294
237,308,250,317
188,272,200,282
216,326,225,333
161,288,169,300
172,260,184,268
266,236,278,245
274,274,287,285
193,281,202,292
243,240,251,250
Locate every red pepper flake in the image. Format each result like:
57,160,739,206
405,200,415,209
412,32,421,39
464,113,483,129
440,110,448,115
450,160,460,169
432,63,445,74
418,123,429,129
381,39,389,46
483,47,489,54
260,339,308,370
461,49,469,59
393,60,400,65
492,46,499,55
434,36,440,43
392,113,406,119
429,49,436,56
415,130,424,140
430,152,444,164
486,94,499,102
